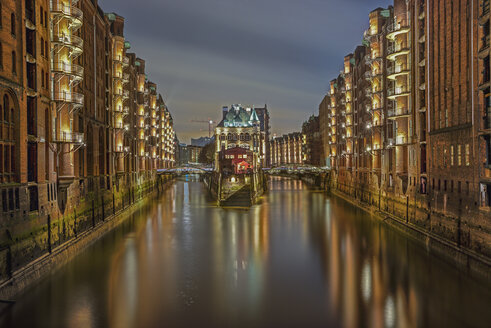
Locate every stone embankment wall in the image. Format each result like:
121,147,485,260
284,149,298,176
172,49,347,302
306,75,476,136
203,171,266,206
325,171,491,279
0,174,175,299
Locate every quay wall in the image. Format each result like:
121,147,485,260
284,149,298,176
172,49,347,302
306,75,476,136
324,170,491,280
0,174,175,299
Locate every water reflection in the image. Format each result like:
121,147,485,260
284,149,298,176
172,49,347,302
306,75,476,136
1,176,491,328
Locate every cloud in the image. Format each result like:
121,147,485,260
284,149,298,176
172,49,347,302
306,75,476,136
101,0,392,142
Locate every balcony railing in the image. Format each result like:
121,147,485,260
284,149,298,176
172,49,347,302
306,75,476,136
387,107,410,119
387,43,409,57
372,69,382,77
114,105,129,115
480,69,490,89
480,0,490,25
51,61,84,79
52,131,84,144
387,21,410,38
50,0,83,26
479,35,490,58
53,91,84,106
51,33,83,53
387,64,409,76
114,55,124,63
395,135,410,145
387,85,410,98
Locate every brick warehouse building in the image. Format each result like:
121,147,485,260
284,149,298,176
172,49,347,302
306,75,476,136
319,0,491,258
0,0,176,280
301,115,322,166
270,132,305,166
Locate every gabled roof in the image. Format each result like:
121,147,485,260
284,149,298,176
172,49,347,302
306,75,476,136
250,109,260,123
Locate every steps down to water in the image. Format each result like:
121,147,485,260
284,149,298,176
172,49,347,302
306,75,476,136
221,185,252,207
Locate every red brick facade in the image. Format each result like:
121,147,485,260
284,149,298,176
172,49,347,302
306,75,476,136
0,0,177,280
319,0,491,258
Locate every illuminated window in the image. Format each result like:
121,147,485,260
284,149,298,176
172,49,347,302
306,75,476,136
465,144,470,166
458,145,462,166
450,145,454,166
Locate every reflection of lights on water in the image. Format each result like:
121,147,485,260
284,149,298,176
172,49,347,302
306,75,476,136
183,182,191,218
68,289,95,328
361,261,372,302
146,216,153,249
341,237,346,256
254,216,260,250
172,184,177,214
385,295,396,328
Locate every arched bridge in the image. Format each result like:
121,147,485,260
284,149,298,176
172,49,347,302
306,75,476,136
264,165,330,176
157,166,213,176
264,165,331,189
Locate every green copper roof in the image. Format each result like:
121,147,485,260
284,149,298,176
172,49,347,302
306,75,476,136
124,41,131,49
106,13,116,21
223,105,258,128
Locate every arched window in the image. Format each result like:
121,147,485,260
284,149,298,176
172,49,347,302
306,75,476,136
40,38,44,56
0,43,2,68
3,95,9,121
45,41,48,57
11,51,16,74
0,4,2,27
10,13,15,36
45,72,49,89
44,12,47,28
41,69,44,88
40,7,44,26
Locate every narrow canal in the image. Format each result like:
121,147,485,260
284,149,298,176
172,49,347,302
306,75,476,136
1,176,491,328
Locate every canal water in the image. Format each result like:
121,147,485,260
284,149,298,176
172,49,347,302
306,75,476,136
1,176,491,328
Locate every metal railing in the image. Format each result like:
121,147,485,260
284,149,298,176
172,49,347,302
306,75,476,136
387,43,409,56
51,61,84,78
387,21,410,34
387,64,409,75
50,0,83,23
395,135,409,145
481,0,490,17
53,91,84,105
52,131,84,143
387,107,410,118
480,35,490,53
387,85,410,97
51,33,83,52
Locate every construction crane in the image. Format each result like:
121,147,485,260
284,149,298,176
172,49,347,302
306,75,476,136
190,119,216,137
